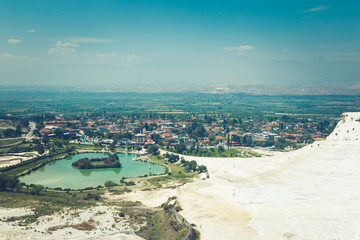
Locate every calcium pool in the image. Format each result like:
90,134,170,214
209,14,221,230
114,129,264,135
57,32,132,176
20,152,166,189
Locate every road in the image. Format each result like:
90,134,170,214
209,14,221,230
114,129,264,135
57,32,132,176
25,121,36,141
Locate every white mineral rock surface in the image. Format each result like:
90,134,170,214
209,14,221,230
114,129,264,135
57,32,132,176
0,205,143,240
177,112,360,239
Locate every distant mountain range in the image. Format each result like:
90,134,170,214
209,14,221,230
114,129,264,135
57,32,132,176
1,82,360,95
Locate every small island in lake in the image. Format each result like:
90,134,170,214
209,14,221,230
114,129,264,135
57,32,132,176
72,154,121,169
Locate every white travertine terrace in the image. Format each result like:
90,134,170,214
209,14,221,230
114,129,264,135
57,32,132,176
177,112,360,239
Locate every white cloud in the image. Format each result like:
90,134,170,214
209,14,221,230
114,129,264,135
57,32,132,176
28,29,36,33
322,52,360,62
303,5,329,13
80,53,92,57
97,52,117,58
93,52,144,66
48,40,78,56
61,42,79,47
48,47,76,56
320,44,355,48
1,52,14,58
96,53,143,62
68,37,112,43
8,39,22,44
0,52,39,62
126,54,143,61
222,45,254,55
322,52,360,56
223,45,254,51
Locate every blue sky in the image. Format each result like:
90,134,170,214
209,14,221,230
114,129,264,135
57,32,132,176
0,0,359,89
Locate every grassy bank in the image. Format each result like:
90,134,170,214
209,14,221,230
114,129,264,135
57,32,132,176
166,147,262,158
120,198,198,240
68,143,103,150
0,138,24,146
142,156,196,189
0,151,75,176
0,190,96,224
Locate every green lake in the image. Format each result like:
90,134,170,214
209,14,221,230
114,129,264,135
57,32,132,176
19,153,166,189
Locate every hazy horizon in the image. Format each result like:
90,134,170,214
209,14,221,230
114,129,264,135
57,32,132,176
1,0,359,89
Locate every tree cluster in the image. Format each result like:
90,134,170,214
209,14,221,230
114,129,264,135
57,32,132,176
185,122,208,139
145,144,159,155
164,152,180,163
72,155,121,169
274,138,296,150
0,174,19,191
180,159,208,173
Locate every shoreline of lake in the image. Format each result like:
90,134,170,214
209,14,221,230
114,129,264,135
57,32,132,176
19,152,166,189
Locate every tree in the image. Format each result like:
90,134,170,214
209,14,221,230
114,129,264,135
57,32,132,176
53,128,64,138
32,184,44,195
242,135,252,146
109,142,116,151
65,146,75,153
231,135,241,143
317,119,330,131
197,165,208,173
151,134,161,144
186,122,207,139
175,143,187,154
133,127,141,134
147,145,159,155
274,138,292,150
42,135,49,146
264,137,275,147
33,129,40,137
5,175,19,190
3,128,18,138
187,160,198,171
78,158,92,169
218,146,225,153
16,125,22,135
167,153,180,163
204,115,215,124
104,180,117,191
0,174,7,191
35,144,45,155
304,134,312,144
84,129,93,137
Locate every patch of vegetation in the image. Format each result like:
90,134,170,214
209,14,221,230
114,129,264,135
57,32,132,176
0,138,24,146
0,142,38,153
104,180,117,191
104,200,141,208
168,147,261,158
48,218,95,231
0,119,13,128
180,159,207,173
120,177,136,186
69,143,103,150
0,174,19,191
72,154,121,169
119,206,196,240
162,152,207,173
108,187,132,195
143,156,196,189
0,190,96,225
